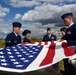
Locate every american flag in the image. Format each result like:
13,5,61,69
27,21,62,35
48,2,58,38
0,41,75,73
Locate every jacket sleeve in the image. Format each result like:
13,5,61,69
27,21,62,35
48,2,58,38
5,34,13,47
19,35,22,43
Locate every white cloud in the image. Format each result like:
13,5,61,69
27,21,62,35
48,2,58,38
0,20,12,38
22,3,76,22
8,0,41,7
0,5,9,18
3,0,76,8
37,0,63,3
0,13,6,18
37,0,76,3
14,13,22,20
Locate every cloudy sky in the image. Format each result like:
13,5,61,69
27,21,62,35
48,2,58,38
0,0,76,39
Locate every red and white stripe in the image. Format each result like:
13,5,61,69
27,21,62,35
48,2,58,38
19,40,75,73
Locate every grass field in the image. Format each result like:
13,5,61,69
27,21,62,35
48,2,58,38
0,40,64,75
0,40,5,48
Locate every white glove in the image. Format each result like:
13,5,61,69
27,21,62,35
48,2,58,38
69,54,76,67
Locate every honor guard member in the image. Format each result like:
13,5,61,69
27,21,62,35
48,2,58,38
42,28,60,74
43,27,57,41
61,13,76,75
22,30,31,43
60,27,66,40
60,27,68,75
5,22,22,47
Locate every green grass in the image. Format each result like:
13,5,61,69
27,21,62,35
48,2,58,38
59,60,64,71
0,40,5,48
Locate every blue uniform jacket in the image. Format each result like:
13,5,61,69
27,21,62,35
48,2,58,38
23,37,31,43
65,23,76,45
5,32,21,47
65,23,76,75
43,34,57,41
